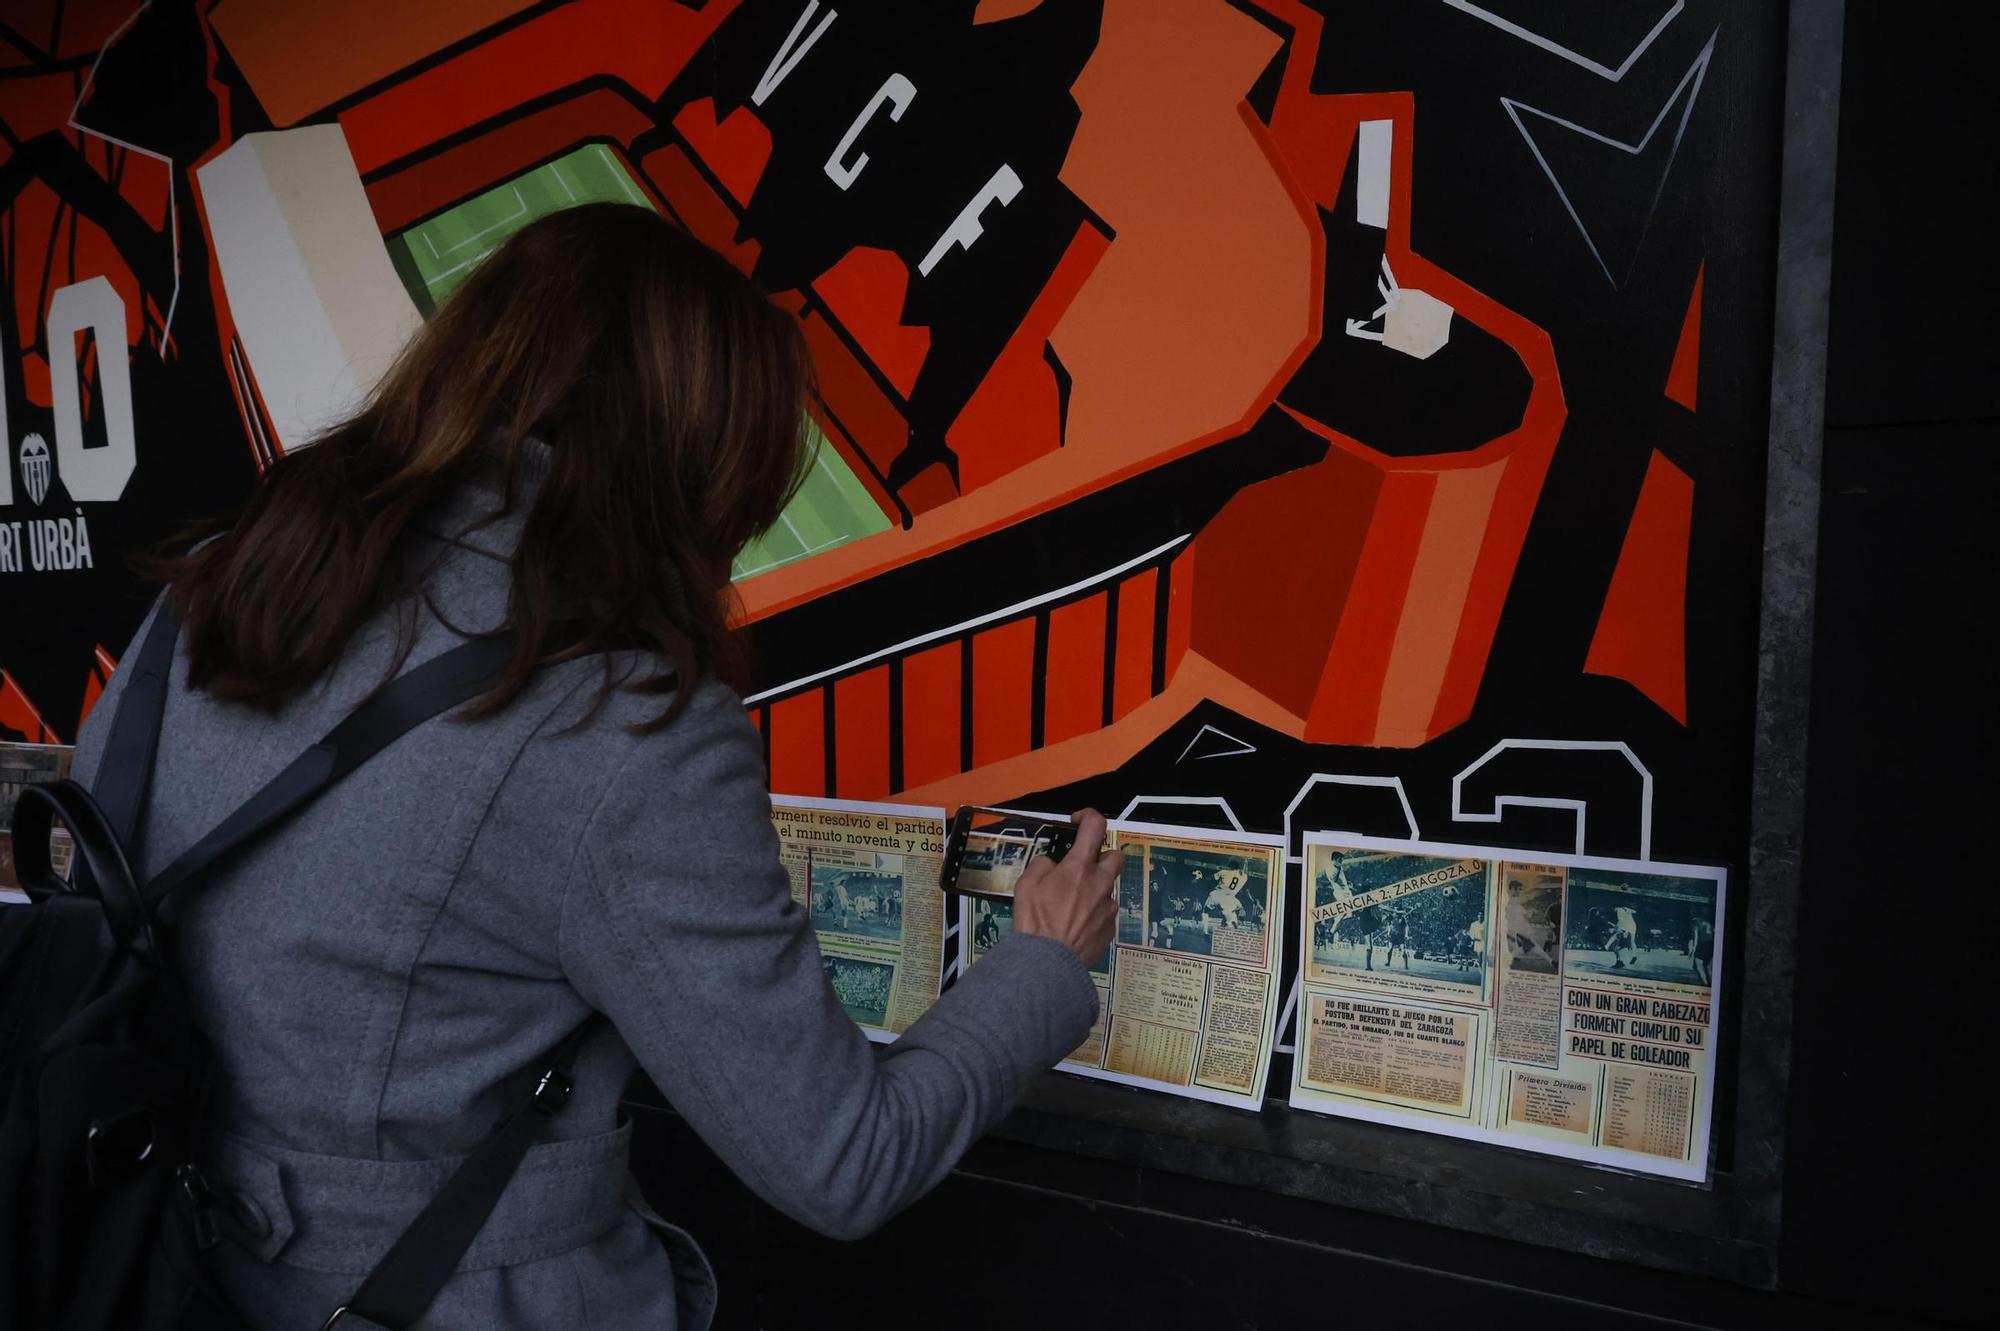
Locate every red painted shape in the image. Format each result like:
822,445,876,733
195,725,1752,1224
901,642,962,791
947,223,1111,492
640,144,761,274
767,690,825,798
366,91,655,233
896,460,959,517
1112,569,1158,721
1044,595,1108,745
0,672,58,745
971,620,1036,767
834,666,891,800
798,312,909,485
1585,450,1693,724
77,645,116,729
1666,264,1703,411
1306,471,1434,742
1164,549,1194,679
814,248,931,397
1191,443,1381,717
337,0,736,174
672,97,773,207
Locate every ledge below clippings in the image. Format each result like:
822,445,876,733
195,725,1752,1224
621,1069,1769,1287
972,1073,1768,1287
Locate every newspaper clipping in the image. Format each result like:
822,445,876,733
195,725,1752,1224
772,797,948,1041
1,742,71,894
962,822,1288,1111
1290,833,1725,1182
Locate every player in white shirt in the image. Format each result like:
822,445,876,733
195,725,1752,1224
1206,863,1249,930
1607,903,1640,969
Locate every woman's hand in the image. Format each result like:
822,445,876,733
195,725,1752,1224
1012,809,1123,965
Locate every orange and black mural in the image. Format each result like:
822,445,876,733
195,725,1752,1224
1,1,1783,870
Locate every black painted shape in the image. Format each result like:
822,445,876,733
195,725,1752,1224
1275,127,1533,456
1444,0,1682,75
669,1,1102,504
741,407,1328,694
1505,41,1708,288
70,0,220,164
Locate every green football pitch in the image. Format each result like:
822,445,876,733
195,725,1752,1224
386,145,891,582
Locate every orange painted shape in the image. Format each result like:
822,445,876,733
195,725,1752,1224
974,0,1045,20
1051,0,1315,472
834,667,892,801
971,619,1037,768
640,145,761,274
672,98,774,208
1372,460,1507,746
767,691,825,798
1585,451,1694,724
1112,569,1158,721
813,248,931,397
1666,264,1703,411
901,642,962,791
1044,595,1108,745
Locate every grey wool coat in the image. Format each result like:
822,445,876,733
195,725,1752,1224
69,456,1100,1330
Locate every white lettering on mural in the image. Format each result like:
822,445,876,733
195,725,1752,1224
825,73,914,190
1,514,93,573
46,277,138,503
919,165,1024,277
2,277,127,575
754,1,838,106
755,5,1022,274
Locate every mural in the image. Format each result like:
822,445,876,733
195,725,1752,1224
0,1,1783,880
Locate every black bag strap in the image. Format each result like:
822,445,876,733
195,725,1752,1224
322,1017,602,1331
141,632,514,908
93,596,183,846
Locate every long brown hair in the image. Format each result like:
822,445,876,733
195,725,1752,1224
158,202,813,730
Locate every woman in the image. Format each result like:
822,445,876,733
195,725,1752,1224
70,204,1120,1328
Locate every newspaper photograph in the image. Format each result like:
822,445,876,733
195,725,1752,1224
1291,832,1726,1183
1494,864,1566,1068
960,819,1288,1111
1306,846,1491,1005
771,796,948,1042
963,820,1287,1110
1,742,71,894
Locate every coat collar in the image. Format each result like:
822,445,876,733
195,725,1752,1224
408,438,553,563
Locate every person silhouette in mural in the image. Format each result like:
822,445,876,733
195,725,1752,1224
70,205,1125,1330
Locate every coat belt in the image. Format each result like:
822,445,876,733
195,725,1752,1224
202,1122,634,1274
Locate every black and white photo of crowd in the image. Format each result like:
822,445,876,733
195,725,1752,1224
821,955,895,1027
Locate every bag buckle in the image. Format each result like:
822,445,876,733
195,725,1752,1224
531,1066,572,1115
319,1306,352,1330
175,1163,222,1250
83,1106,155,1187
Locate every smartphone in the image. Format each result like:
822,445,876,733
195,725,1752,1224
940,806,1079,900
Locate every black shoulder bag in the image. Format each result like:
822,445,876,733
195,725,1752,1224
0,603,595,1330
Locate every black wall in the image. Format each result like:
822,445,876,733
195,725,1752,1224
630,9,1990,1328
